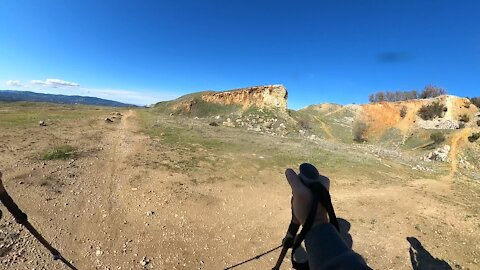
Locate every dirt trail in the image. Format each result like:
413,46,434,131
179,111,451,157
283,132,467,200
65,109,152,269
324,106,346,117
314,116,335,140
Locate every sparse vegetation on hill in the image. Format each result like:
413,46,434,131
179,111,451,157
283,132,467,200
369,90,418,102
153,92,242,117
418,101,447,120
368,85,447,103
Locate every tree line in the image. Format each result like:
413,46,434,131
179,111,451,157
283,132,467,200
369,85,447,103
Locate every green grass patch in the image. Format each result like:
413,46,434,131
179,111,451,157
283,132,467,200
41,145,76,160
0,102,110,127
379,128,403,145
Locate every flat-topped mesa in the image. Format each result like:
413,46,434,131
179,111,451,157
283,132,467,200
201,84,288,111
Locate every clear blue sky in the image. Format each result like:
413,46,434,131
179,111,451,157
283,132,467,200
1,1,479,108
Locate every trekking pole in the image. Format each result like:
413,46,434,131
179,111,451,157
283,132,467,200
0,172,78,270
272,216,299,270
224,244,282,270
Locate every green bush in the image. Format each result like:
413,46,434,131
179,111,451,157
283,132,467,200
468,133,480,143
459,114,470,123
418,102,446,120
42,145,76,160
353,121,368,142
430,131,445,145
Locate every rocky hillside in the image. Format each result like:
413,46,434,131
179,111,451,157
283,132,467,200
201,85,287,110
151,87,480,176
153,85,287,116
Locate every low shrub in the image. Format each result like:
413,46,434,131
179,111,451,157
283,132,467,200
468,133,480,143
353,121,368,142
459,114,470,123
430,131,445,145
298,119,310,129
42,145,76,160
418,102,446,120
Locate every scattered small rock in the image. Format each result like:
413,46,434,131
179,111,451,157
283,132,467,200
426,145,451,162
140,256,150,266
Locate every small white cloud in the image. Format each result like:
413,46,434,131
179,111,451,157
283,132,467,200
31,79,48,86
6,80,23,87
31,78,80,88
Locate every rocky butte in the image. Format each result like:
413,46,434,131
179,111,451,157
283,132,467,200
201,84,288,111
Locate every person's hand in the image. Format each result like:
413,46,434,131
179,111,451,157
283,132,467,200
285,168,329,226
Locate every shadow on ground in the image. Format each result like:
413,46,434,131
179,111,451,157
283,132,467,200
407,237,452,270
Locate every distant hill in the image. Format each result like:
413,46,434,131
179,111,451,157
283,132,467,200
0,90,135,107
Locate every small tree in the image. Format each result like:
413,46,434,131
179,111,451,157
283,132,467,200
386,92,395,102
375,92,385,102
400,106,408,118
418,101,447,120
368,94,375,103
353,121,368,142
430,131,445,145
420,85,447,99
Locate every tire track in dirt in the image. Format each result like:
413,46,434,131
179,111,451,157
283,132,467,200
66,109,148,269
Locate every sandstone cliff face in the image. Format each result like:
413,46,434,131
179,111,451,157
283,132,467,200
201,85,288,111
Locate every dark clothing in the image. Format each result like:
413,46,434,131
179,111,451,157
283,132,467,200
305,224,371,270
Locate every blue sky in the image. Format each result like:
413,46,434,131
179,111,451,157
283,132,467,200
1,1,479,108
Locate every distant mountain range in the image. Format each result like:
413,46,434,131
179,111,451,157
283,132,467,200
0,90,135,107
